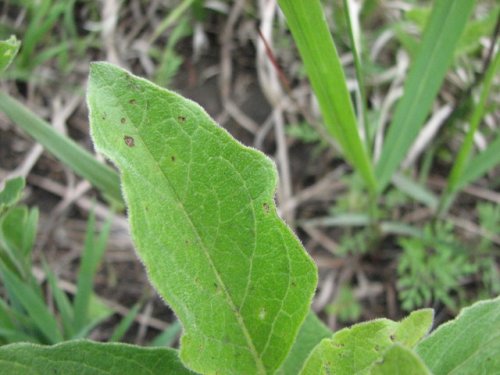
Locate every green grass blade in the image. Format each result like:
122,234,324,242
109,303,141,342
73,211,111,331
277,0,376,193
392,173,438,209
42,261,75,339
459,132,500,191
446,49,500,194
375,0,476,191
150,320,182,347
343,0,370,151
0,93,122,204
149,0,195,44
0,263,63,344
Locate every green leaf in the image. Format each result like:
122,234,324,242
300,309,433,374
371,344,431,375
0,94,122,205
0,340,195,374
0,36,20,73
375,0,476,191
394,309,433,348
416,296,500,375
277,0,377,193
0,263,63,344
277,310,332,374
88,62,318,375
0,177,25,214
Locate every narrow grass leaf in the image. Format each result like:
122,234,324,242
376,0,476,191
277,0,377,192
109,303,141,342
458,132,500,191
0,340,195,374
0,263,63,343
392,173,438,209
446,50,500,194
43,261,75,339
88,62,318,375
0,93,122,204
150,320,182,347
73,210,111,331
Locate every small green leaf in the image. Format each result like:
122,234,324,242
0,340,195,374
300,309,434,374
88,62,318,374
0,177,25,214
300,319,398,374
0,36,20,73
371,344,431,375
416,296,500,375
395,309,433,348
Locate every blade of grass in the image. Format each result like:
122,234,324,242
148,0,196,44
459,132,500,191
277,0,377,193
73,211,112,331
109,303,142,342
392,173,438,210
375,0,476,191
442,49,500,204
43,260,75,339
0,263,63,344
0,93,122,204
150,320,182,347
343,0,370,151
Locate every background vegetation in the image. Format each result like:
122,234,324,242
0,0,498,347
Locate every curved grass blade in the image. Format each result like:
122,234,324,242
88,62,318,374
0,93,122,204
375,0,476,191
277,0,377,193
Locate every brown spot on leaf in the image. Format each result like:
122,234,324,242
120,117,126,124
171,155,176,162
101,112,107,120
263,202,270,214
390,334,395,341
129,99,136,105
124,136,135,147
177,115,186,123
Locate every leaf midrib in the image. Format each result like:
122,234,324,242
115,118,267,374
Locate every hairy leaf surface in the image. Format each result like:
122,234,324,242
0,340,193,374
88,62,318,374
300,309,432,374
416,297,500,374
